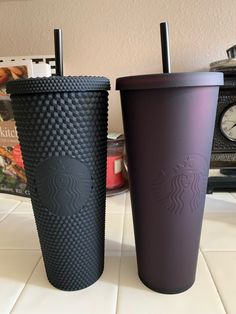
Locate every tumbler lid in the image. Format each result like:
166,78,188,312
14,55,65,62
116,72,224,90
6,76,110,95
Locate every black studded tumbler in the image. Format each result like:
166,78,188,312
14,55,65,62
7,76,110,291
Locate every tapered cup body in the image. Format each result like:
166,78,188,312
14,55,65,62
7,76,110,291
116,72,223,293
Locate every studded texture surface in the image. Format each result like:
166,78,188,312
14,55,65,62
11,88,109,291
7,76,110,94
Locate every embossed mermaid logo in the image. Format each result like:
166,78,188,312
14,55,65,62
152,154,208,215
35,157,92,216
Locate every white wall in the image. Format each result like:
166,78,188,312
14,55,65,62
0,0,235,131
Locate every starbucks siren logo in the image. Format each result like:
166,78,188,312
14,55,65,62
35,156,92,216
152,154,208,215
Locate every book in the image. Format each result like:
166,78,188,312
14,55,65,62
0,58,52,197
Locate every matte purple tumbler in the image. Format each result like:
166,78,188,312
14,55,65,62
116,72,223,294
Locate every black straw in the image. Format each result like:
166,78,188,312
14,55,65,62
54,29,63,76
160,22,171,73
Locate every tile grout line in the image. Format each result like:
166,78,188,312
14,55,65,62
0,201,22,223
0,196,31,204
0,248,40,251
115,192,128,314
201,250,227,314
9,255,42,314
230,192,236,200
201,249,236,253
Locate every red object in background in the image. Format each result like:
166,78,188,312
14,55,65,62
106,135,125,190
106,155,124,189
12,144,24,168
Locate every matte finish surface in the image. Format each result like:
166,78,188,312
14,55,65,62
8,76,109,291
117,73,222,293
116,72,223,90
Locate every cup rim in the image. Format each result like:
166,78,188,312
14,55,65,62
116,72,224,90
6,76,110,95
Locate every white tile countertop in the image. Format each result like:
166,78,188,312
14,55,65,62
0,191,235,314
